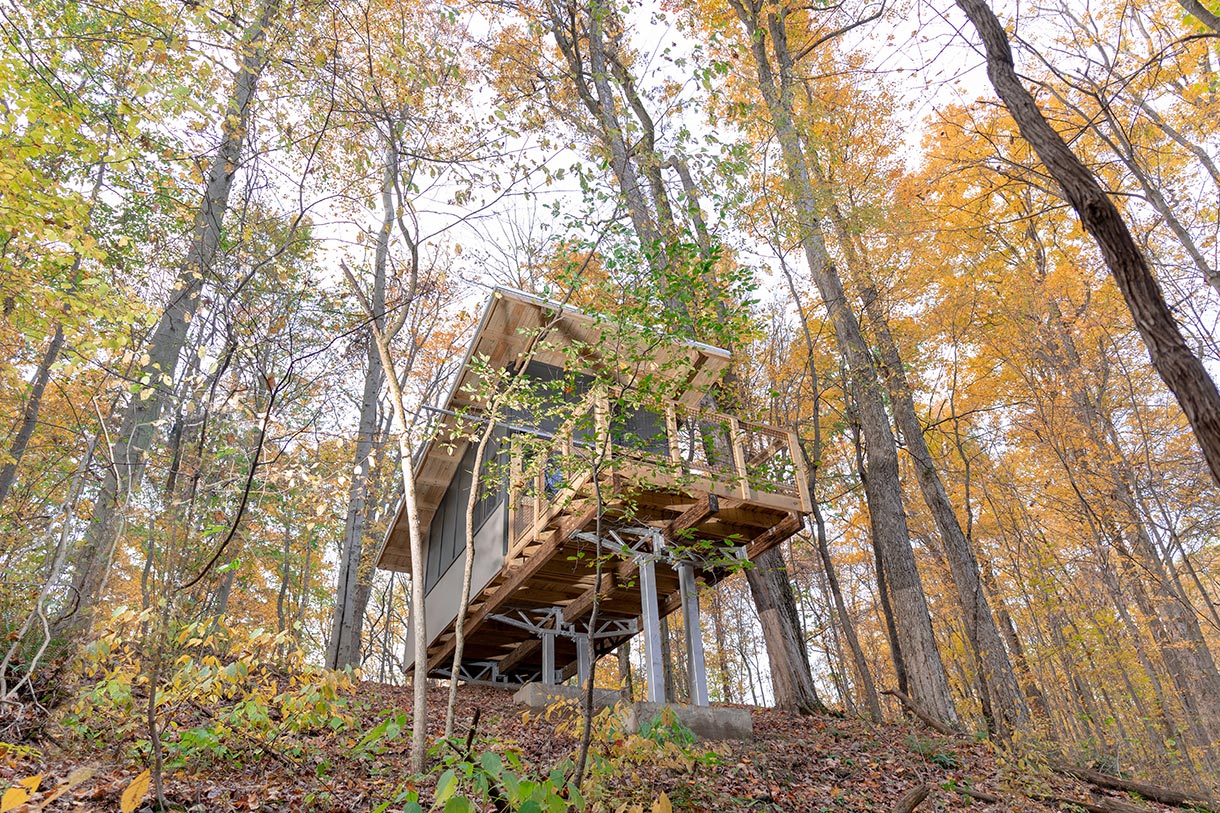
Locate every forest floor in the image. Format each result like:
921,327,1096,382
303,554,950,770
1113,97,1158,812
0,680,1208,813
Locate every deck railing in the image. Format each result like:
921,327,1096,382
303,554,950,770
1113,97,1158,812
506,391,810,553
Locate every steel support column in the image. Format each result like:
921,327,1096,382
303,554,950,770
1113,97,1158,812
637,543,666,703
541,631,556,686
575,634,591,687
678,561,709,707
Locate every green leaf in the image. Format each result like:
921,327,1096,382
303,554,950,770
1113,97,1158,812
479,751,502,777
442,797,474,813
567,782,585,811
435,769,457,805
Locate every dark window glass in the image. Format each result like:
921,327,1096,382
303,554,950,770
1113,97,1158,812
425,443,476,593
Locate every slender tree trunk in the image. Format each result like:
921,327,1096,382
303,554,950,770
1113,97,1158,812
724,0,957,726
847,397,909,703
379,348,427,772
810,505,880,718
445,415,497,738
62,0,280,633
342,250,429,771
0,158,106,514
211,569,236,619
0,324,64,512
810,141,1025,735
975,542,1055,733
869,295,1025,737
954,0,1220,488
327,143,392,671
0,432,97,699
295,528,314,643
276,522,291,634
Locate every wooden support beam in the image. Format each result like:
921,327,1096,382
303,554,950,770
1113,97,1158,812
663,493,721,542
744,512,802,560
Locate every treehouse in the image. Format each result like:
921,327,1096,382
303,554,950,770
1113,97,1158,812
376,287,812,704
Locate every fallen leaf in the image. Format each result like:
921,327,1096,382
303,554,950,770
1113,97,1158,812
120,770,150,813
1,774,42,812
1,786,31,813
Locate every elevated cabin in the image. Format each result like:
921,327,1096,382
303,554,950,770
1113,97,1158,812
376,287,812,700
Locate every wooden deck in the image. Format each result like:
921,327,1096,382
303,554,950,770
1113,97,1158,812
418,397,811,682
422,482,804,681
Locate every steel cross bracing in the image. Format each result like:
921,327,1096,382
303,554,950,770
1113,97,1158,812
487,607,638,686
487,608,638,641
572,526,747,569
433,659,534,686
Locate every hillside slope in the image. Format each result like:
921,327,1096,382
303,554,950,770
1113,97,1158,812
1,679,1211,812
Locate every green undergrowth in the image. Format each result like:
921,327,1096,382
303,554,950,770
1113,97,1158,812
56,611,714,811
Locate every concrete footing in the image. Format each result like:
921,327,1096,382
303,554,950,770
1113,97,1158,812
624,702,753,741
512,683,753,741
512,682,622,710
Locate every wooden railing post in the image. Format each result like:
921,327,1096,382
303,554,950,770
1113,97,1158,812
728,416,751,500
665,404,680,465
508,448,523,548
789,429,813,512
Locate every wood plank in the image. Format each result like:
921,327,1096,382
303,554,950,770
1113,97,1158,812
744,512,803,560
660,493,716,541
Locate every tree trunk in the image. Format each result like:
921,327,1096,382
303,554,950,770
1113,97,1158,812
62,0,280,634
1175,0,1220,31
326,142,392,671
860,286,1026,738
379,348,427,773
745,546,827,714
445,414,497,738
0,159,104,514
805,123,1025,735
0,323,64,512
723,0,957,726
617,639,634,701
276,522,291,634
659,615,677,703
954,0,1220,488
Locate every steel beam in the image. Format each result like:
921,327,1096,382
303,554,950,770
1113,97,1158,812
638,533,666,703
541,631,556,686
678,561,709,707
575,634,591,687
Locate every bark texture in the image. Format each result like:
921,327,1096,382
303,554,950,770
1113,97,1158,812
745,546,827,714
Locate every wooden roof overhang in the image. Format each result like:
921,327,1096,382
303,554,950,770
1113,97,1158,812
375,287,734,573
